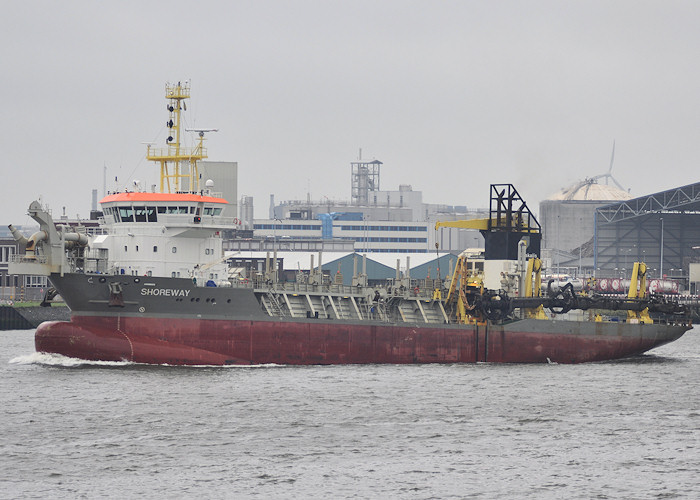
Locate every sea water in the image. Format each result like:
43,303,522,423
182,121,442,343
1,327,699,499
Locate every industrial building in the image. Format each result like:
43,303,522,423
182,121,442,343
594,182,700,288
198,161,238,217
246,157,487,254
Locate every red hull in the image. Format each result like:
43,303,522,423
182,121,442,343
35,315,683,365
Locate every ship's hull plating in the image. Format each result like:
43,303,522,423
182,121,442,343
37,273,690,365
36,315,688,365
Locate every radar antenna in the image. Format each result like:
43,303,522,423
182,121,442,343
185,128,219,136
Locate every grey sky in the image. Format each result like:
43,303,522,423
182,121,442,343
3,1,700,226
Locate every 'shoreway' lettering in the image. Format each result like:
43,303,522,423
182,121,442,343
141,288,192,297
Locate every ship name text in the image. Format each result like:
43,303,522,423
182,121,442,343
141,288,192,297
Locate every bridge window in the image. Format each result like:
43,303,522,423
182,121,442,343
202,206,223,216
147,206,157,222
134,206,147,222
119,207,134,222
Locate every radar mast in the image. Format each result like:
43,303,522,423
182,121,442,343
146,81,208,193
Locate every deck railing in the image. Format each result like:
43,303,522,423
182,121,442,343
10,255,48,264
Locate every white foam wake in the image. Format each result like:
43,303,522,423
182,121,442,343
9,351,132,367
8,351,286,368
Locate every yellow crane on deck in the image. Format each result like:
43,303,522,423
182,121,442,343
434,218,546,323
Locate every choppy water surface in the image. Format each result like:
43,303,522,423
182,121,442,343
2,328,699,499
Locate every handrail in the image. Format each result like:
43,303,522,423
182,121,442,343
11,255,48,264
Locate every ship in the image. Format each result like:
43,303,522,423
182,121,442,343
9,82,692,365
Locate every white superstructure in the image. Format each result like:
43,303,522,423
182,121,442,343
95,192,234,281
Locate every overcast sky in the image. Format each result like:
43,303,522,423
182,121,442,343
3,1,700,226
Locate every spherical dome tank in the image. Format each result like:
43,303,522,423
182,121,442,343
547,180,631,202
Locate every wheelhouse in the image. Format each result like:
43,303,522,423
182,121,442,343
100,193,228,224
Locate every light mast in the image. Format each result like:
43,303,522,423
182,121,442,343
145,81,209,194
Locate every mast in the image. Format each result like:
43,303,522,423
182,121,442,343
145,81,208,194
